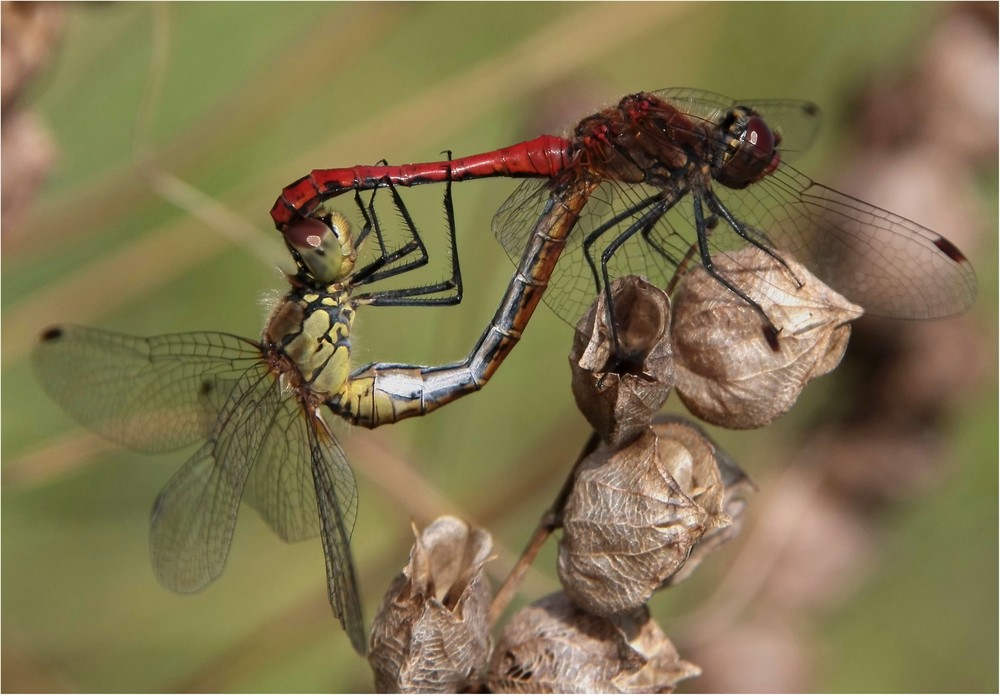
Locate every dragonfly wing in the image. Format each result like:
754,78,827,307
305,412,364,654
149,364,280,594
240,392,364,651
708,163,978,319
653,88,821,158
242,394,328,543
493,178,554,264
495,176,685,326
32,326,265,453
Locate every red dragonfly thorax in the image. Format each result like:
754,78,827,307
573,93,702,185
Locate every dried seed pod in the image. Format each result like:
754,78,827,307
1,2,63,239
672,246,864,429
558,425,730,616
654,416,756,586
570,276,675,447
488,592,700,693
368,516,492,693
2,2,64,108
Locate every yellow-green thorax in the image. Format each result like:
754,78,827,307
263,286,356,400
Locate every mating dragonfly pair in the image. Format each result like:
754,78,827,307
34,89,977,654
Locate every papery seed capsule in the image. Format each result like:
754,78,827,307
672,246,863,429
488,592,700,693
570,276,675,447
369,516,492,693
557,424,730,617
654,416,756,586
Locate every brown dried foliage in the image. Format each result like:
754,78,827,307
672,247,863,429
570,276,675,447
557,423,732,616
487,592,699,693
369,516,493,693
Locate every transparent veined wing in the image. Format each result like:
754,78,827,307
149,361,279,595
34,324,366,653
303,409,364,653
32,326,266,452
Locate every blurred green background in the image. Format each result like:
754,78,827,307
3,3,996,692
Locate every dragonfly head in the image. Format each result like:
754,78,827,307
714,107,782,190
283,211,357,284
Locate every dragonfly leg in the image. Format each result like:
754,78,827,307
580,192,667,293
693,194,782,349
595,198,672,358
576,190,680,357
705,190,802,287
350,162,432,286
327,182,597,428
639,222,685,270
353,156,463,307
351,164,385,255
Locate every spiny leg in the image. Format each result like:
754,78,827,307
705,190,801,286
692,193,782,350
596,197,672,360
576,190,678,358
354,156,463,307
350,160,430,286
580,192,665,294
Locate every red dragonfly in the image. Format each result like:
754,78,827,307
271,88,977,414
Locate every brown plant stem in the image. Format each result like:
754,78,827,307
488,431,601,625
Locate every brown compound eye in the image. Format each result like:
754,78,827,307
285,217,329,252
284,212,355,283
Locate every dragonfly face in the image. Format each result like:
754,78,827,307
713,108,782,190
283,209,357,285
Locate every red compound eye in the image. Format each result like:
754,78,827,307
742,115,775,155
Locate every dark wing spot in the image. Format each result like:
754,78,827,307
40,326,64,342
934,236,968,263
